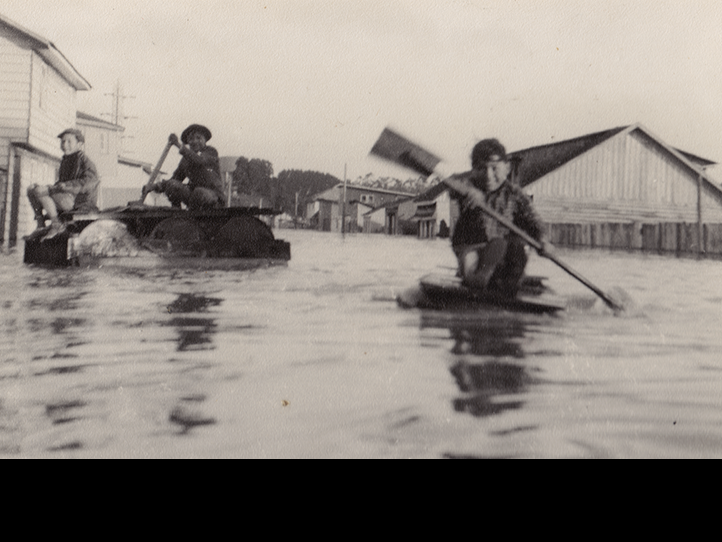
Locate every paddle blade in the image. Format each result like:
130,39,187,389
370,128,442,177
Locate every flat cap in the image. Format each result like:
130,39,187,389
57,128,85,143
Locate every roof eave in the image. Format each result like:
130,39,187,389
37,45,91,91
0,14,90,91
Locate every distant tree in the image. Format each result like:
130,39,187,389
276,170,341,215
233,157,275,199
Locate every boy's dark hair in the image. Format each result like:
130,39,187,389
472,139,506,169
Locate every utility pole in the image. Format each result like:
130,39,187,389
103,80,137,154
295,191,300,229
226,172,233,208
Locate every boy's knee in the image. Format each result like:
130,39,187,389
28,185,48,197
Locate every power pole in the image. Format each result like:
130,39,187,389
103,80,137,154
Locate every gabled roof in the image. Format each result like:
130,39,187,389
510,124,718,189
311,183,415,202
77,111,124,132
509,127,627,187
0,12,91,91
415,181,449,202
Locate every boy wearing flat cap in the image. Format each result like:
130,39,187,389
27,128,99,239
148,124,225,210
449,138,551,296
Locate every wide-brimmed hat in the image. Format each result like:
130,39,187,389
57,128,85,143
181,124,212,144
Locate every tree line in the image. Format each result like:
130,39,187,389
231,156,438,214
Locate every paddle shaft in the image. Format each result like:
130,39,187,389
444,178,623,312
142,139,174,198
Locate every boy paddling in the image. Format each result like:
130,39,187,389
144,124,226,210
27,129,99,240
446,138,552,297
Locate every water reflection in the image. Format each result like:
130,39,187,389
165,294,222,353
421,313,539,419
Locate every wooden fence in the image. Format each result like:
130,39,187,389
547,222,722,256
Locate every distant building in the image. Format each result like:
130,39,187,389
363,206,387,234
0,12,91,244
384,198,417,236
410,182,456,239
347,201,374,233
307,184,413,232
76,111,172,209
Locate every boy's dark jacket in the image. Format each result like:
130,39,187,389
53,151,99,213
451,180,544,249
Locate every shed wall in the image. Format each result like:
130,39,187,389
526,129,722,224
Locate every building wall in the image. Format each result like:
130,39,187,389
27,51,76,160
316,185,413,210
102,162,171,209
4,145,60,244
364,208,386,234
79,122,121,190
0,33,32,170
526,129,722,224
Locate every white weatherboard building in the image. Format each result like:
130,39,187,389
514,124,721,225
0,13,91,245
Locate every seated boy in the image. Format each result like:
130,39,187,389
27,128,99,239
146,124,226,210
448,138,551,296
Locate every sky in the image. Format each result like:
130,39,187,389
2,0,722,180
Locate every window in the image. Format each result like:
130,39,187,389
39,65,48,111
100,132,109,154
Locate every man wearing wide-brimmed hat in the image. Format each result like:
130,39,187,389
147,124,225,210
27,128,99,239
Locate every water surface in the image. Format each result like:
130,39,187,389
1,230,721,458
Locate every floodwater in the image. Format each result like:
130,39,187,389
1,229,722,458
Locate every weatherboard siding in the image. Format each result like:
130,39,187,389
0,34,32,169
7,147,60,244
28,51,76,159
526,129,722,224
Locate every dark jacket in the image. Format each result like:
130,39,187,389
171,145,226,204
451,180,544,249
53,151,99,212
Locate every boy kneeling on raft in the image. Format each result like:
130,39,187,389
145,124,226,210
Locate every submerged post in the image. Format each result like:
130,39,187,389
698,167,706,255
